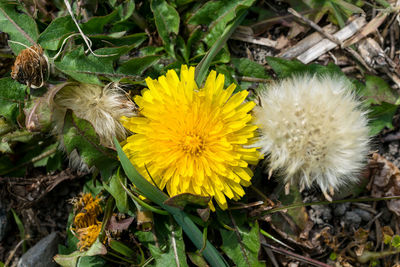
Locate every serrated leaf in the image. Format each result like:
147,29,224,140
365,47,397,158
117,55,161,76
220,220,264,267
38,16,76,50
0,78,26,122
361,75,399,105
231,58,269,79
0,1,39,54
62,110,117,178
266,57,344,78
150,0,180,57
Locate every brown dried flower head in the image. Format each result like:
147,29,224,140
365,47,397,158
11,45,48,88
71,193,103,251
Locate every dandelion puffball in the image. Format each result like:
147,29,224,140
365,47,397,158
254,75,369,198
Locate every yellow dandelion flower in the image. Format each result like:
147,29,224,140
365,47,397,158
72,193,103,250
121,65,261,210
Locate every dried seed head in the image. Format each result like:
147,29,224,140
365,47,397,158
11,45,48,88
254,75,369,198
50,83,136,148
71,193,103,251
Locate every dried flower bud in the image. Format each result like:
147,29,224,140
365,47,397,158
50,83,135,147
254,75,369,200
11,45,48,88
71,193,103,251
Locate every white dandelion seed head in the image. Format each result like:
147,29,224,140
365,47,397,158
254,75,369,193
50,83,135,147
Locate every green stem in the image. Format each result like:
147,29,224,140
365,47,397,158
356,247,400,263
260,229,293,250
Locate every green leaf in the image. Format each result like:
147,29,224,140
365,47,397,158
89,32,147,47
231,58,269,79
37,16,76,50
62,110,118,178
103,171,129,214
109,240,136,258
33,143,58,167
55,45,134,84
195,9,248,86
0,1,39,54
188,0,255,47
11,209,26,253
77,256,106,267
117,55,161,76
392,235,400,248
220,219,264,267
115,0,135,22
329,252,337,260
266,57,344,78
54,239,107,267
150,0,180,57
368,102,398,136
137,216,188,267
360,75,399,105
187,252,208,267
81,11,118,34
0,78,26,122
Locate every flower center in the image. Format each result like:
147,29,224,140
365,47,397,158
181,133,205,155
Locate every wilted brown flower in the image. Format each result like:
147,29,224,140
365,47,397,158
71,193,103,251
11,45,48,88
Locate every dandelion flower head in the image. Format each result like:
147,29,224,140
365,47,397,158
254,75,369,197
121,65,261,210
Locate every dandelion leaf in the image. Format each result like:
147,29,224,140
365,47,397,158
0,1,39,54
136,215,188,267
266,57,344,78
0,78,26,123
219,213,264,267
38,16,76,50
